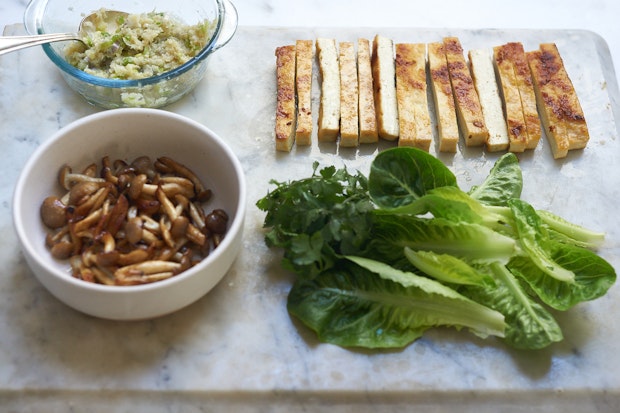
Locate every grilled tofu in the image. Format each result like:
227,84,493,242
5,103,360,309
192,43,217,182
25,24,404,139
357,38,379,143
274,45,297,152
444,37,489,146
395,43,432,150
295,40,314,146
372,35,399,141
316,38,341,142
493,44,528,152
469,48,509,152
339,41,359,147
428,42,460,152
507,42,542,149
527,43,589,158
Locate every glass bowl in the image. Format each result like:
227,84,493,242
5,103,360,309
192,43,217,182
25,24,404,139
24,0,238,108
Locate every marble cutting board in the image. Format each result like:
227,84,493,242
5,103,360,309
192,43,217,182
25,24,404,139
1,25,619,412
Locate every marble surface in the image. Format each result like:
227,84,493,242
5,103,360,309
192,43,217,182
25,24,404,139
2,1,620,412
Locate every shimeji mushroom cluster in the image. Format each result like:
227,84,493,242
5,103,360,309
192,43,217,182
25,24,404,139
40,156,229,286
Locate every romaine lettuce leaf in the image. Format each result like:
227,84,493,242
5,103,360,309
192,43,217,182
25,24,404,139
460,262,563,350
509,199,576,283
468,152,523,206
508,242,616,310
537,209,605,249
368,147,458,208
403,247,496,287
368,213,517,267
287,257,506,349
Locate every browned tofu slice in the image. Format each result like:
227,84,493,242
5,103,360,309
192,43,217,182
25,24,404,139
428,42,460,152
339,41,359,147
494,44,528,152
506,42,542,149
357,38,379,143
538,43,589,150
527,44,589,158
395,43,432,150
527,49,569,158
295,40,314,146
274,45,297,152
316,38,340,142
444,37,489,146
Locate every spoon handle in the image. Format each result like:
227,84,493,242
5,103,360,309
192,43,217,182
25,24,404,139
0,33,79,56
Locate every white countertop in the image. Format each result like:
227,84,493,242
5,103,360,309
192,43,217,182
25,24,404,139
2,1,620,412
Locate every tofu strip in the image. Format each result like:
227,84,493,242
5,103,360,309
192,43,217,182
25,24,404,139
372,35,399,141
395,43,432,150
444,37,489,147
469,49,509,152
494,44,528,152
295,40,314,146
274,45,297,152
428,42,460,152
316,38,341,142
358,38,379,143
339,41,359,147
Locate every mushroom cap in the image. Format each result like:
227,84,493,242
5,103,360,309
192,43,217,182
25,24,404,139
40,196,67,229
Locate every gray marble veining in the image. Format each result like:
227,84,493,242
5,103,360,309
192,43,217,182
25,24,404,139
0,25,619,412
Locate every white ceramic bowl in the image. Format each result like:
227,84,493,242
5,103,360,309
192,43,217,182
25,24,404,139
12,108,246,320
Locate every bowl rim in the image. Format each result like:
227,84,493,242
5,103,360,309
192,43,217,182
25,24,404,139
25,0,228,88
12,108,247,293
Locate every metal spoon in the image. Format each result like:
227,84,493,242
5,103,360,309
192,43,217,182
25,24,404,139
0,10,128,56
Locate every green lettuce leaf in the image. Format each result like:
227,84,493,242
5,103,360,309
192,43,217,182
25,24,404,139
287,257,506,349
368,213,517,267
376,186,513,232
460,262,563,350
537,209,605,249
368,147,458,209
508,242,616,310
468,152,523,206
509,199,576,283
403,247,496,287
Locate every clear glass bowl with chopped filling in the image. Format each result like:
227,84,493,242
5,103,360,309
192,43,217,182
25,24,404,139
24,0,238,108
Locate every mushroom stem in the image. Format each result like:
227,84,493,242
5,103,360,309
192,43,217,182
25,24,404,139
58,164,106,191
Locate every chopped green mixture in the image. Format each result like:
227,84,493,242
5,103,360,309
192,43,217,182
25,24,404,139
65,9,212,80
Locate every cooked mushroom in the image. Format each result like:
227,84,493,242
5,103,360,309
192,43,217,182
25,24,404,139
81,163,98,178
101,156,118,184
206,209,229,234
42,155,228,286
71,185,110,218
105,194,129,236
114,260,182,285
156,156,209,199
50,240,74,260
58,164,106,191
130,156,157,180
127,174,148,201
125,216,144,245
40,196,67,229
117,248,151,266
170,215,189,239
